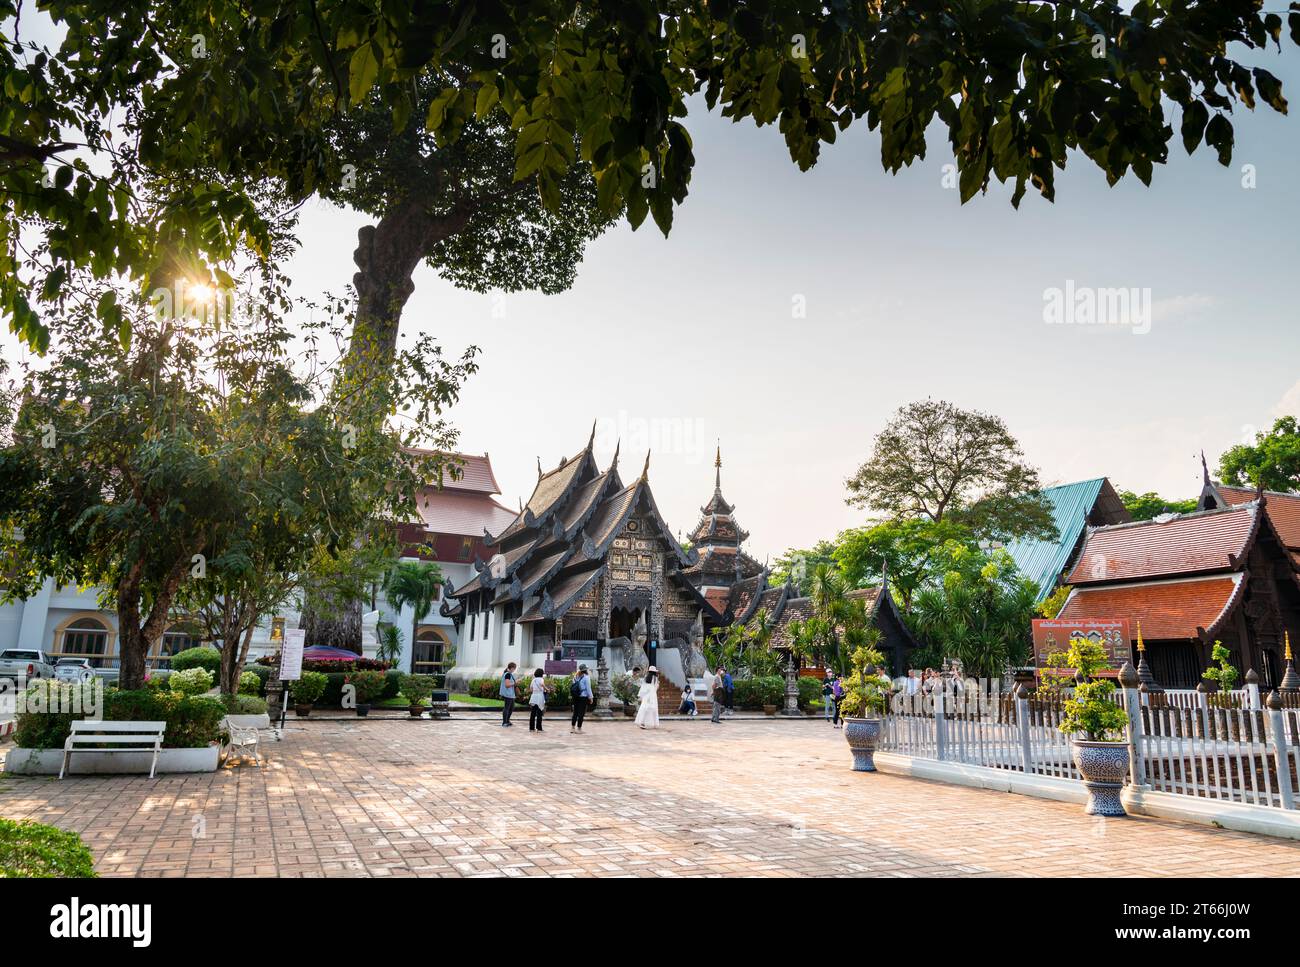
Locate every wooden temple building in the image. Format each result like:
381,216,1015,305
1055,487,1300,689
442,429,723,688
440,430,928,689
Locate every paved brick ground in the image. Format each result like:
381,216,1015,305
2,718,1298,877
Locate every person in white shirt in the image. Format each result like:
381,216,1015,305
528,669,551,732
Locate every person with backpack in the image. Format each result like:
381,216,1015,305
499,662,518,728
830,674,845,729
710,666,727,724
570,665,593,734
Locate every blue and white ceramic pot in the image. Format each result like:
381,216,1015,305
844,717,882,772
1071,740,1130,817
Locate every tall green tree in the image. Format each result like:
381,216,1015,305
0,268,473,690
768,540,836,594
832,518,980,610
908,546,1039,679
384,560,445,669
8,0,1299,356
1116,489,1199,521
845,399,1055,543
1219,416,1300,492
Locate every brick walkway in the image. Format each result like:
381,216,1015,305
2,718,1297,877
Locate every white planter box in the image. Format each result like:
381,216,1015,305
3,744,220,775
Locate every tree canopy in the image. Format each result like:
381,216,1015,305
845,399,1054,543
1219,416,1300,492
1116,488,1199,521
6,0,1298,351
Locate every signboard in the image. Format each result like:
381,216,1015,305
561,642,598,662
278,629,305,681
1031,619,1131,677
544,659,578,675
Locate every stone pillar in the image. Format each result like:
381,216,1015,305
781,652,801,717
592,652,613,718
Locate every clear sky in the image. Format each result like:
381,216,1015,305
7,17,1299,562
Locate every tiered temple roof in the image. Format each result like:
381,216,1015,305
442,426,705,627
680,446,764,595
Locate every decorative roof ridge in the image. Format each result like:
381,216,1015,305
1083,501,1257,535
485,434,598,548
558,465,622,543
1203,569,1250,641
1217,482,1300,500
540,562,607,620
734,569,772,624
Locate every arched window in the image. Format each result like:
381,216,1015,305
58,617,110,668
157,624,203,669
412,626,449,674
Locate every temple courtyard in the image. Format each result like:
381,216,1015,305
1,718,1295,877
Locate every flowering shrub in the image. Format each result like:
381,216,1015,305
164,667,214,696
238,671,261,696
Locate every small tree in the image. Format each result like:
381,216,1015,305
1202,641,1240,707
839,638,889,720
384,560,445,670
1047,637,1128,742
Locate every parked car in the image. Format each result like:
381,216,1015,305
54,657,97,684
0,648,56,683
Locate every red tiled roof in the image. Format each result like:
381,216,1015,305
414,489,516,537
1218,486,1300,551
1057,575,1244,641
1066,506,1256,585
404,450,502,494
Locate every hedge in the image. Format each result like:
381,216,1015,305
169,646,221,673
318,670,403,707
0,819,98,878
797,676,822,710
14,682,225,750
732,676,783,709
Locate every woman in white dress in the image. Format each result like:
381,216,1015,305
635,667,660,730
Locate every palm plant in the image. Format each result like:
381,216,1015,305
910,559,1037,680
375,622,404,665
384,560,444,668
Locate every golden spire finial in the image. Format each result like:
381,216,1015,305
1136,620,1146,653
715,441,721,469
1287,631,1293,662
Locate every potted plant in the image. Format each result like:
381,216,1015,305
399,673,436,718
346,670,387,717
612,673,638,717
840,642,889,772
288,671,327,717
1048,638,1130,816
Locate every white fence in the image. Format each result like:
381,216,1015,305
880,684,1300,811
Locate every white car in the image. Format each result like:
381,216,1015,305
54,657,97,683
0,648,56,683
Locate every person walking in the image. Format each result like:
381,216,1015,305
831,674,845,729
710,666,727,724
722,666,735,718
528,668,551,733
821,674,835,723
635,667,661,730
499,662,518,727
570,665,593,733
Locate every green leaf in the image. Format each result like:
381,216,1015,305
475,83,500,119
349,42,379,104
1180,101,1208,155
1204,113,1233,166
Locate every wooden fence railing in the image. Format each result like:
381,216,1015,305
880,683,1300,810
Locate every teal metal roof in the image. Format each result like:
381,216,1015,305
1003,478,1107,602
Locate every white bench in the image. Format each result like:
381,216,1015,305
60,720,166,779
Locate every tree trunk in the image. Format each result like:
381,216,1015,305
219,620,256,696
116,607,150,691
343,201,475,384
299,595,363,651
